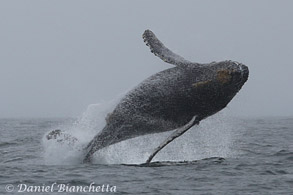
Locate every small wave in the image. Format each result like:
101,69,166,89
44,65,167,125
3,157,23,163
259,169,288,176
0,142,18,147
272,149,293,161
284,156,293,161
273,149,293,156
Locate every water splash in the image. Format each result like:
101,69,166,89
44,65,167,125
92,111,238,164
43,98,239,165
42,100,117,165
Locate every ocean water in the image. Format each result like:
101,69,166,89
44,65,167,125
1,112,293,194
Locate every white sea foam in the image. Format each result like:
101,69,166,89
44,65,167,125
92,111,238,164
43,98,238,165
42,100,117,165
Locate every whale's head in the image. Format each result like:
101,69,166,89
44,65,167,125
186,60,249,118
208,60,248,90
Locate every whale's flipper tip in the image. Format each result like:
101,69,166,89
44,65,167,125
142,29,192,67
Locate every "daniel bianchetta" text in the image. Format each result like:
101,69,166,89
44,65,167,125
16,182,116,193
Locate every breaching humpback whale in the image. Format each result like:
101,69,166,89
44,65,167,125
47,30,249,163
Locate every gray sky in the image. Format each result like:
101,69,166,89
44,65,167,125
0,0,292,118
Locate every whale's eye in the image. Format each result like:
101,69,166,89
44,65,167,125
216,70,232,84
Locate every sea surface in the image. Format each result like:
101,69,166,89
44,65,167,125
1,114,293,194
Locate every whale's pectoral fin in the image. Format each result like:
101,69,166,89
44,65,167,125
146,116,199,163
142,29,193,67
